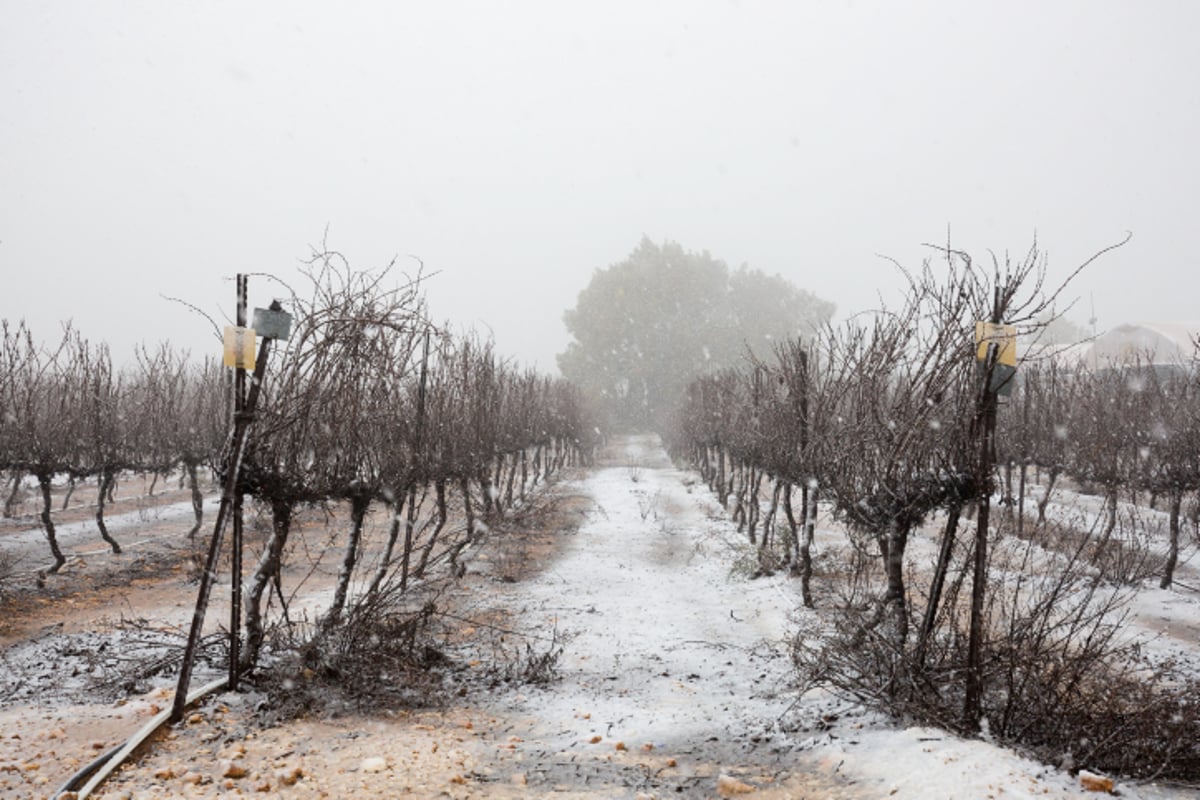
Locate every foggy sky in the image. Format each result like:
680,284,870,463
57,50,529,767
2,1,1197,373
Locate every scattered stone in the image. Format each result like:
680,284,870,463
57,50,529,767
221,759,248,779
589,735,602,744
1080,770,1114,793
666,758,678,768
153,766,175,780
614,741,627,751
717,774,756,795
276,765,304,786
180,770,204,785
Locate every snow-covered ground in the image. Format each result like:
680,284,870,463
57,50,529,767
479,434,1200,799
3,499,202,553
5,436,1198,798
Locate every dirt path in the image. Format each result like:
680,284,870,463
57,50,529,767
458,434,853,798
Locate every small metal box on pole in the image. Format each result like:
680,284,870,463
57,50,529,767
252,302,292,341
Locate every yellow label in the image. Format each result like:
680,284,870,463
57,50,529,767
223,326,256,369
975,322,1017,367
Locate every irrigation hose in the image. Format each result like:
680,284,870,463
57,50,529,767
53,676,229,799
50,744,123,799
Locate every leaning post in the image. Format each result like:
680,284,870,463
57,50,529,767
171,299,291,723
963,316,1017,730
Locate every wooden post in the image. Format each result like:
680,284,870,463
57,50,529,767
964,299,1004,730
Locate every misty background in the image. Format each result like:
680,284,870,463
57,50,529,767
2,1,1197,373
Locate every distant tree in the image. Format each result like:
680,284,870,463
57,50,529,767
558,237,834,430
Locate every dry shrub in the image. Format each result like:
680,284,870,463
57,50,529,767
92,618,228,699
467,618,567,687
248,482,581,722
259,583,449,719
512,635,564,684
256,581,567,721
794,524,1200,780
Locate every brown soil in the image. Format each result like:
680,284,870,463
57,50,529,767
84,702,844,800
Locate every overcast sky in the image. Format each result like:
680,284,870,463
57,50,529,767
2,1,1197,372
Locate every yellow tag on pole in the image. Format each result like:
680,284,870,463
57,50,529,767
223,326,256,369
975,322,1017,367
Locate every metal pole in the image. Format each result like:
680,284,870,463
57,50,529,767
230,275,247,690
172,335,273,723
